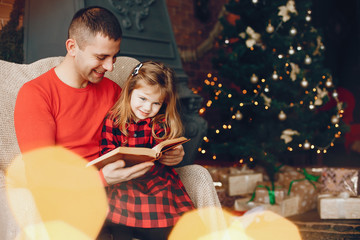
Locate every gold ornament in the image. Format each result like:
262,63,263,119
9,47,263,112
301,78,309,88
272,70,279,80
303,140,311,150
309,101,315,110
288,46,295,55
264,85,270,93
304,55,312,65
235,110,243,120
290,27,297,36
278,110,287,121
266,22,275,33
331,115,340,124
250,73,259,84
325,77,333,87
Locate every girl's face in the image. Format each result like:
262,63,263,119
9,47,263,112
130,82,164,121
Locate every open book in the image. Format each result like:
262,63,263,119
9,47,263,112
86,137,190,169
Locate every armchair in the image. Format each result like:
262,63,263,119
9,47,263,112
0,56,220,239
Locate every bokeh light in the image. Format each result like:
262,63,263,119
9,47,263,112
6,146,108,239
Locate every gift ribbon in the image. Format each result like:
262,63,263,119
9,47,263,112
248,181,278,205
287,168,320,196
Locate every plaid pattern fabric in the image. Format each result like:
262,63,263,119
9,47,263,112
100,116,195,228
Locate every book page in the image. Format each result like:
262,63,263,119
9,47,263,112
152,137,190,154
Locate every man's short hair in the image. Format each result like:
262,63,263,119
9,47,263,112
68,6,122,49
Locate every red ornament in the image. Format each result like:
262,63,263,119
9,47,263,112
229,38,239,44
226,13,241,26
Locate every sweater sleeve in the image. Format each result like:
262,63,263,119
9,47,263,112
14,83,56,153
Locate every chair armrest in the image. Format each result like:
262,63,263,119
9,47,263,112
175,164,221,209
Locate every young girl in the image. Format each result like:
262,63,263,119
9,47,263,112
99,61,195,240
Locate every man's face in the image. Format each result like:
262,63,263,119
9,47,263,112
74,34,121,85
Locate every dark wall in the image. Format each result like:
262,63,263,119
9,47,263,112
313,0,360,122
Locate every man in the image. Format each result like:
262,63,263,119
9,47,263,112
14,6,184,186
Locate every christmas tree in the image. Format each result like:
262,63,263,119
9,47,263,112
199,0,348,179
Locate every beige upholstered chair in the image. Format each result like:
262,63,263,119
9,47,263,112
0,56,220,239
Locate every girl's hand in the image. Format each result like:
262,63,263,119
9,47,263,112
101,160,154,185
158,145,184,166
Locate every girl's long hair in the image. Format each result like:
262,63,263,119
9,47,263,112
109,61,183,140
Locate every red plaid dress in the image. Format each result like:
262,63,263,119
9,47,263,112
100,116,195,228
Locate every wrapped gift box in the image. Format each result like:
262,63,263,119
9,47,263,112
234,196,299,217
253,182,287,204
277,169,320,214
206,166,263,196
318,194,360,219
226,173,263,196
320,168,359,196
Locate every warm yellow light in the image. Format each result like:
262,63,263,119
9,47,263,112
228,94,232,98
204,79,210,85
223,125,227,129
249,157,254,162
216,129,220,134
207,73,212,78
6,147,108,239
218,83,222,87
201,150,206,154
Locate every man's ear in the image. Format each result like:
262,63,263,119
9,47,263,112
66,39,77,56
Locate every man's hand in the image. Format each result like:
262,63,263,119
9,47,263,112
101,160,154,185
158,145,185,166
